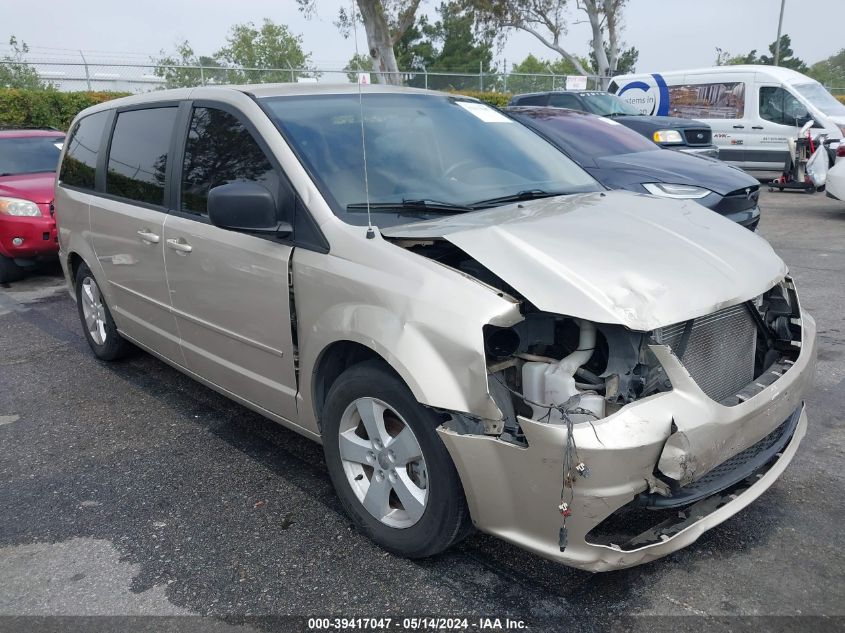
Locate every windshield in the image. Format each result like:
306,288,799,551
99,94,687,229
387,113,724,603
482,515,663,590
262,93,600,226
793,82,845,117
511,110,658,159
579,93,640,116
0,136,64,177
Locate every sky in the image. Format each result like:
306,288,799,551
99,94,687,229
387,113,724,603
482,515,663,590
2,0,845,75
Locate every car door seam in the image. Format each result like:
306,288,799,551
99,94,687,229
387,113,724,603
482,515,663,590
161,212,188,367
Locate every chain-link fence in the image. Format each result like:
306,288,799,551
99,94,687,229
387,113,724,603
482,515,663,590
5,59,844,98
1,59,607,94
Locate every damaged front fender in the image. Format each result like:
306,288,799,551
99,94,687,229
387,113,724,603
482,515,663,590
292,233,522,435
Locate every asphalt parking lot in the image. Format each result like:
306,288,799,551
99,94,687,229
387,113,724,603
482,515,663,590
1,188,843,632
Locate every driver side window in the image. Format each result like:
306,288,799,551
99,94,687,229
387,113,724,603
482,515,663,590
180,107,288,218
759,86,808,126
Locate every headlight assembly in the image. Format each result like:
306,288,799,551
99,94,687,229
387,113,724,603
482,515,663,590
0,196,41,217
643,183,711,199
652,129,684,144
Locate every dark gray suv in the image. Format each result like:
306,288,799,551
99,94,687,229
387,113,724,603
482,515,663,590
509,90,719,158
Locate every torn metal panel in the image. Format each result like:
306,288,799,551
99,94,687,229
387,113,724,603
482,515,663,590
653,313,816,485
439,396,810,572
292,228,522,435
383,190,787,331
437,305,815,571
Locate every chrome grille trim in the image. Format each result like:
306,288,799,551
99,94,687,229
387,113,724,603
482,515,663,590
654,303,757,403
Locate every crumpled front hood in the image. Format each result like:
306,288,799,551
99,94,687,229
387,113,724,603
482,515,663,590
383,191,786,331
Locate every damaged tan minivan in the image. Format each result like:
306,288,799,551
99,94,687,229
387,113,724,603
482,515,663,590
55,85,816,571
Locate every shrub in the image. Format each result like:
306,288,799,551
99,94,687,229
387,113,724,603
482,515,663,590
449,90,512,108
0,89,130,130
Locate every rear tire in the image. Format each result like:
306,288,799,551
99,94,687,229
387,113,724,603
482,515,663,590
322,360,472,558
74,263,134,361
0,255,24,284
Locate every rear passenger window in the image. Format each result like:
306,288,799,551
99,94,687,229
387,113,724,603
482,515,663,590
548,94,583,110
513,94,548,106
180,107,280,217
106,107,177,206
60,111,108,190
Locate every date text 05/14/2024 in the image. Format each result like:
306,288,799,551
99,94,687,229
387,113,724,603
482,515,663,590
306,617,528,630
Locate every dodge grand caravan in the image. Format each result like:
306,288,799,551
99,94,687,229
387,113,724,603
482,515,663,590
55,85,816,571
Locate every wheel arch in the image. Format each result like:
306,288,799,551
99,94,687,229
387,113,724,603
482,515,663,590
68,251,85,285
311,340,385,430
63,239,114,307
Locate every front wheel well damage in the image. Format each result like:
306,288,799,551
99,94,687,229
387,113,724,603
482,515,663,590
68,252,84,284
312,341,384,430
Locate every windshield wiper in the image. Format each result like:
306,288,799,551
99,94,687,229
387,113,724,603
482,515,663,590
346,199,473,214
468,189,570,209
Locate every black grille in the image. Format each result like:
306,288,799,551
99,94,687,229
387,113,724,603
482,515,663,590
714,186,760,214
683,128,712,145
587,406,802,549
641,406,801,509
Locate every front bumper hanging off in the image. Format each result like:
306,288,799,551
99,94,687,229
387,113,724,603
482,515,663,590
438,313,816,572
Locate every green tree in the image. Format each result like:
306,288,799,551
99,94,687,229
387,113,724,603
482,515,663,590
344,53,374,82
0,37,48,90
506,53,588,93
809,48,845,89
395,19,436,71
298,1,425,85
216,19,315,83
715,47,759,66
427,3,493,72
759,34,807,71
466,0,628,88
417,2,496,89
590,44,637,75
153,41,226,88
716,35,807,72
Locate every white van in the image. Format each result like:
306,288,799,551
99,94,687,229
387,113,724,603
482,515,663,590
610,66,845,171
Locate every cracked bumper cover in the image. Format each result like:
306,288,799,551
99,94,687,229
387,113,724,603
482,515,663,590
438,312,816,572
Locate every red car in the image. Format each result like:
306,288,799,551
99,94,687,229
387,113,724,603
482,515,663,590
0,128,65,282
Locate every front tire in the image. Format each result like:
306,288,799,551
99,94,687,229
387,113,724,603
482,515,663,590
0,255,24,284
74,263,133,361
322,361,472,558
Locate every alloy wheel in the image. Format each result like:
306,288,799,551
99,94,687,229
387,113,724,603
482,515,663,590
338,397,429,528
80,277,107,345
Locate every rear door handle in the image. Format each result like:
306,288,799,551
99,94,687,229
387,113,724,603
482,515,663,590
166,238,193,254
732,125,745,129
137,229,160,244
752,126,764,130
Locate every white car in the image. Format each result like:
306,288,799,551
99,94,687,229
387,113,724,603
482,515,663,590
826,158,845,200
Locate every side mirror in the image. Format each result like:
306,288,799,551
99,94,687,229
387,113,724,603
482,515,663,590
793,109,812,128
207,182,292,237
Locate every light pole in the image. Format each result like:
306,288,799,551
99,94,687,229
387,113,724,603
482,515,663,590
774,0,786,66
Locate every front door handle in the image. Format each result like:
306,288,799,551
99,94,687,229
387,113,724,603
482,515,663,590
732,124,745,129
137,229,160,244
752,125,764,130
166,238,193,254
